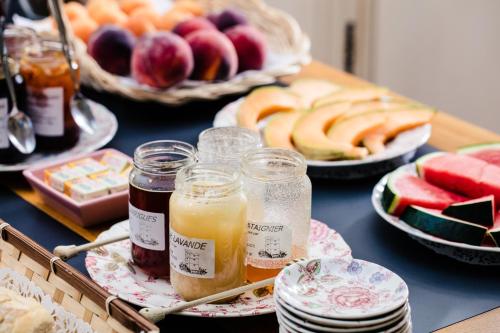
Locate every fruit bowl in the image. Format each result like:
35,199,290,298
372,164,500,265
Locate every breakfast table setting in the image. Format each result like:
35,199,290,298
0,0,500,332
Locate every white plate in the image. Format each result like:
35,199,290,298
213,98,431,179
86,219,352,317
275,294,408,328
372,164,500,265
0,100,117,172
274,258,409,320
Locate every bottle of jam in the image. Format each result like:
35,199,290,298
129,140,197,278
19,40,79,150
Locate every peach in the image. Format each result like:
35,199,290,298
88,1,127,26
131,32,193,88
119,0,152,15
124,7,159,36
173,17,216,38
71,16,98,43
209,8,248,31
225,25,266,72
63,2,88,21
186,30,238,81
172,1,205,17
155,9,193,30
88,25,136,76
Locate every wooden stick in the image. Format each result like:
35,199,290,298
53,232,130,260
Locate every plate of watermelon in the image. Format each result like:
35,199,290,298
372,143,500,265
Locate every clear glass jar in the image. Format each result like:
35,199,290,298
20,40,79,150
5,25,39,61
129,140,197,278
197,126,261,170
170,164,247,301
241,148,311,282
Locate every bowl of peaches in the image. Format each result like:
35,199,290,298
40,0,311,104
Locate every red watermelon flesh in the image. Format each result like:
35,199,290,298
458,143,500,168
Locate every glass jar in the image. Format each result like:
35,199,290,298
197,127,261,170
241,148,311,282
170,164,247,301
0,58,27,163
20,40,79,150
5,25,39,62
129,140,197,278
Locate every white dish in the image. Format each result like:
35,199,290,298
274,258,409,320
0,100,118,172
86,219,352,317
372,164,500,265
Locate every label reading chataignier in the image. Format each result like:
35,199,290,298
27,87,64,136
170,229,215,279
247,221,292,269
129,203,165,251
0,98,8,149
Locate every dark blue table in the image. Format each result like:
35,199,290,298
1,87,499,333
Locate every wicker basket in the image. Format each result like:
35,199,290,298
0,219,159,333
71,0,311,105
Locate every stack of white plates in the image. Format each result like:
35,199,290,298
274,258,411,333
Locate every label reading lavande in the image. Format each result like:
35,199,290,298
247,221,292,269
129,203,165,251
27,87,64,136
170,229,215,279
0,98,8,149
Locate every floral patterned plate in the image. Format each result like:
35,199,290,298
274,258,409,320
86,219,352,317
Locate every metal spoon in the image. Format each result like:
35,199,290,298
0,17,36,154
48,0,96,134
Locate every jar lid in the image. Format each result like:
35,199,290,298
242,148,307,182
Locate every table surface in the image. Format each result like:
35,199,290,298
1,61,499,333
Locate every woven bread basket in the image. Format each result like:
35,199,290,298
69,0,311,105
0,220,159,333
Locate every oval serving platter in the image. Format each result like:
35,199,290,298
213,98,431,179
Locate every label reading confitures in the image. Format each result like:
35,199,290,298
129,203,165,251
27,87,64,136
170,229,215,279
247,221,292,269
0,98,8,149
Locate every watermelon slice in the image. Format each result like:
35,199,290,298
458,142,500,168
442,195,495,227
401,205,488,245
487,214,500,247
416,152,500,203
382,167,466,216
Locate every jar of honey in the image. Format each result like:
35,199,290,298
129,140,197,278
170,164,247,301
241,148,311,282
20,40,79,150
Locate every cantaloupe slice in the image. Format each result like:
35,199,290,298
237,87,302,131
334,100,411,123
327,111,387,147
292,103,369,160
362,108,435,154
313,87,394,109
288,78,342,108
264,111,303,150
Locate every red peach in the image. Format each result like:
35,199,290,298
173,17,216,38
225,25,267,72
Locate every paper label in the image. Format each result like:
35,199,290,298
129,203,165,251
27,87,64,136
170,229,215,279
247,221,292,269
0,98,8,149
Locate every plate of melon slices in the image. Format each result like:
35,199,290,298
213,79,434,179
372,144,500,265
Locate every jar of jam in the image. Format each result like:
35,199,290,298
20,40,79,150
129,140,197,278
170,164,247,301
0,58,28,163
241,148,311,282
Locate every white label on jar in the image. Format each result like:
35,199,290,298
247,221,292,269
27,87,64,136
0,98,8,149
129,203,165,251
170,229,215,279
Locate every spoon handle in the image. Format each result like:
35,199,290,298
0,18,18,110
54,232,130,260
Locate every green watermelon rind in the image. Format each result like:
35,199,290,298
442,196,495,227
415,152,446,178
381,169,404,214
488,228,500,247
457,142,500,154
401,205,488,245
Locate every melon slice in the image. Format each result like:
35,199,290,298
416,152,500,203
457,142,500,168
382,167,466,216
236,87,301,131
442,195,495,227
327,111,386,147
362,108,435,154
312,87,393,109
401,205,488,245
289,78,342,108
333,100,411,123
264,111,303,150
292,103,368,160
